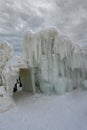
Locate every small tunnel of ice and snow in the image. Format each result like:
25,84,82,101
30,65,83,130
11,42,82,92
1,27,87,96
2,55,35,96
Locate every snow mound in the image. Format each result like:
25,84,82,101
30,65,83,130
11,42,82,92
0,86,15,113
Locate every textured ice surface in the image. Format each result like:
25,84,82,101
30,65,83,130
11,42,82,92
1,27,87,96
24,27,87,95
2,55,26,95
0,42,13,86
0,43,25,96
0,86,15,113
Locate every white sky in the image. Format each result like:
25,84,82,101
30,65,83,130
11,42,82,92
0,0,87,52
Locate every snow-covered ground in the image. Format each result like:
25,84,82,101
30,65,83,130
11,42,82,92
0,89,87,130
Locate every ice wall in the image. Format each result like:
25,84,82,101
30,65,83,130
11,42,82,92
0,42,13,86
0,43,25,96
2,56,26,95
24,27,87,95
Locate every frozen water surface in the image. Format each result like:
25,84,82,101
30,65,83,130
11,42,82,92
0,89,87,130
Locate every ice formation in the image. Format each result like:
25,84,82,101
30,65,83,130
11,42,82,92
0,42,13,86
0,27,87,96
23,27,87,95
2,56,27,95
0,42,26,95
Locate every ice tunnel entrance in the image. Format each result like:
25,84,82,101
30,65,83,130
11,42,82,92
19,68,35,93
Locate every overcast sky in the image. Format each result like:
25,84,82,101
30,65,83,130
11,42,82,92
0,0,87,53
